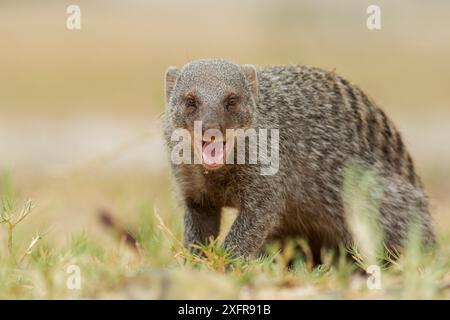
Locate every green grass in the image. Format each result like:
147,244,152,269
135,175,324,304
1,172,449,299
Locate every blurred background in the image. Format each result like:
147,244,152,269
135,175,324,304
1,0,449,245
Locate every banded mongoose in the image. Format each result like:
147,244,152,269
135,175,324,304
163,58,434,262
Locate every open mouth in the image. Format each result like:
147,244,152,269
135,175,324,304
199,135,234,170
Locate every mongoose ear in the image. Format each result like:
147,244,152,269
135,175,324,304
165,66,178,104
242,64,259,103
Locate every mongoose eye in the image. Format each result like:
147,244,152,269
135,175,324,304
185,96,197,112
225,95,239,111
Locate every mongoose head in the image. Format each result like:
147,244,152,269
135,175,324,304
165,58,259,170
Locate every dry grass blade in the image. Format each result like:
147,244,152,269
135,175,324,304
13,199,34,226
19,230,49,264
154,206,188,265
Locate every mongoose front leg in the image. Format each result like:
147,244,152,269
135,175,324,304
223,196,280,258
183,200,221,251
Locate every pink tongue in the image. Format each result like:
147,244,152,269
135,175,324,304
202,140,224,165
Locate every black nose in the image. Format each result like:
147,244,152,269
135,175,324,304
202,122,222,134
